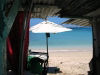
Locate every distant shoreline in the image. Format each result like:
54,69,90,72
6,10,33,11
30,48,93,53
29,45,93,51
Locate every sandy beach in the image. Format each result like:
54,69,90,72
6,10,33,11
47,50,92,75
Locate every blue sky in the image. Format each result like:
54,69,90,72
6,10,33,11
30,16,83,28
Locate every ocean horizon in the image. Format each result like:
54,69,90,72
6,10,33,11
29,27,93,51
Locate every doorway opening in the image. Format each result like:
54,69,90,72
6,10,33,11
29,17,93,75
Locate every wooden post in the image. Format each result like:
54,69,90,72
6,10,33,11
0,1,7,74
89,17,100,75
0,0,20,75
0,39,7,75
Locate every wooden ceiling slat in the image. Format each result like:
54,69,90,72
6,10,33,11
72,19,89,24
48,7,53,16
63,18,90,26
79,22,90,26
76,21,89,25
71,19,82,24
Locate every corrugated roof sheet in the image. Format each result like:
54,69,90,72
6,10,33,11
31,5,60,18
63,19,91,26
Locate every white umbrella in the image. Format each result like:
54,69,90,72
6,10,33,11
30,21,72,33
30,21,72,62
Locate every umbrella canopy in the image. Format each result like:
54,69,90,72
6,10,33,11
30,21,72,33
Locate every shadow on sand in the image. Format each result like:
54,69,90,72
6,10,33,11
47,67,62,74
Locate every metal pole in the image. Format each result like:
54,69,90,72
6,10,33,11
46,33,49,61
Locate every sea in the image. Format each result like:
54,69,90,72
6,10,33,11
29,27,93,51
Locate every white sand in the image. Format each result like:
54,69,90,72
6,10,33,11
30,49,92,75
48,51,92,75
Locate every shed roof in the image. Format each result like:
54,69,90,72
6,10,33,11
7,0,100,18
21,0,100,19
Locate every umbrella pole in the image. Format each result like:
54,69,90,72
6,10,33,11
46,33,50,67
46,33,49,61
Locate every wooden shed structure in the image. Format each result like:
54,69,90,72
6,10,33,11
0,0,100,75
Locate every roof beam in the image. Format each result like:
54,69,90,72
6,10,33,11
86,8,100,17
59,14,92,19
